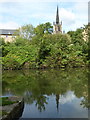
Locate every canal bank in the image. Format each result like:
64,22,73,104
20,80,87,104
0,96,24,120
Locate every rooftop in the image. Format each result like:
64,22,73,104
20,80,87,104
0,29,17,35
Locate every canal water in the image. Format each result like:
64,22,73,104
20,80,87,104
2,68,89,118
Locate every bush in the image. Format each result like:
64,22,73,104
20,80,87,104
1,23,89,69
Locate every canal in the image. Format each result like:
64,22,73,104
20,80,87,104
2,68,89,118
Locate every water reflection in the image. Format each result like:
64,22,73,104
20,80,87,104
2,68,89,118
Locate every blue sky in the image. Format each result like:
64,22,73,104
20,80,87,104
0,0,89,32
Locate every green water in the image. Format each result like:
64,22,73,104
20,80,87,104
2,68,89,118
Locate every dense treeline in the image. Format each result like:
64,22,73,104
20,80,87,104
1,22,90,70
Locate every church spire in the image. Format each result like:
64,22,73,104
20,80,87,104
53,5,62,34
56,5,59,24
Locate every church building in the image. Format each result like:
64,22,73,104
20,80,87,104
53,6,62,34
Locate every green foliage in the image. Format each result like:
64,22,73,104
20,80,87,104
0,97,18,106
18,24,34,40
0,37,5,45
1,23,89,69
2,42,39,69
67,28,84,45
34,22,53,36
0,38,7,57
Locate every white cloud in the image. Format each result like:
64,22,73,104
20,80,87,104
60,91,76,104
0,1,88,32
60,8,75,25
0,21,19,29
60,2,88,32
74,2,88,13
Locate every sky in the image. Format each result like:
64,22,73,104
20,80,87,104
0,0,89,32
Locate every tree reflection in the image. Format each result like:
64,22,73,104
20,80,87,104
35,95,48,112
56,94,60,112
24,91,48,112
2,68,89,112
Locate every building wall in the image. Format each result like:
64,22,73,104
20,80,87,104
82,30,88,42
0,35,16,42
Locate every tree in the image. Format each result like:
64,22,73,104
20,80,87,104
34,22,53,36
18,24,34,40
67,28,84,45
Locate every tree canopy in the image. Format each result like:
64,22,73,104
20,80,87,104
1,22,89,70
34,22,53,36
18,24,34,40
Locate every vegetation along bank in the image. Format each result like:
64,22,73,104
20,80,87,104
1,22,90,70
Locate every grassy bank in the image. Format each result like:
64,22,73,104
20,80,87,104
0,97,18,106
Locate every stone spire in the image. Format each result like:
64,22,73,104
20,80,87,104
53,5,62,34
56,5,59,24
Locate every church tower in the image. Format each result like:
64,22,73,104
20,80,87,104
53,5,62,34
